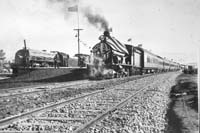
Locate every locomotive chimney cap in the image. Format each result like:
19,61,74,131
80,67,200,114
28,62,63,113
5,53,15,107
103,31,110,37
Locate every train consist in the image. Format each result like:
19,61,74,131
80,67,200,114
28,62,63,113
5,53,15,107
12,31,181,78
88,31,180,78
14,49,69,68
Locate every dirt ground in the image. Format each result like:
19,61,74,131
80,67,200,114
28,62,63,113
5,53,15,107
166,73,199,133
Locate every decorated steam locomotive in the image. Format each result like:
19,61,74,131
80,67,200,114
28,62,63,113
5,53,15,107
88,31,180,78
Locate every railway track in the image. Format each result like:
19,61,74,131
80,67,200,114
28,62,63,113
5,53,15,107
0,73,155,99
0,89,105,128
0,73,163,132
0,85,103,120
0,73,162,121
0,80,91,98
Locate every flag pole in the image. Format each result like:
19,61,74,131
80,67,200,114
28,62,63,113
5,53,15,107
68,3,83,66
74,1,83,66
77,0,80,30
77,1,80,55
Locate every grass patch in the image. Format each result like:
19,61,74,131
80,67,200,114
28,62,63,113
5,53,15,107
166,73,198,133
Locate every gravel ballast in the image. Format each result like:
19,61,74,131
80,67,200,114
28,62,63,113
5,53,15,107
0,72,181,132
86,72,180,133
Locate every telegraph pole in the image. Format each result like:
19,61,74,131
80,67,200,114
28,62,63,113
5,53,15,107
74,28,83,66
74,28,83,55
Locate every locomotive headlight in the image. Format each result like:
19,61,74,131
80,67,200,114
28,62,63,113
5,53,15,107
99,35,105,41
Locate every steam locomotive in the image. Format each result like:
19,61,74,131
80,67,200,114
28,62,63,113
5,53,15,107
88,31,180,78
14,48,69,68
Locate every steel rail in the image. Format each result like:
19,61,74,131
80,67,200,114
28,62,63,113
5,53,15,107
0,89,106,128
0,79,89,93
74,86,147,133
0,80,91,99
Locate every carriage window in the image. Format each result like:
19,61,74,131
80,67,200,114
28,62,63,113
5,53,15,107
147,56,150,62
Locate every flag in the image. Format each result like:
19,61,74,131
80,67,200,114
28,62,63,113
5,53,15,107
68,5,78,12
127,38,132,42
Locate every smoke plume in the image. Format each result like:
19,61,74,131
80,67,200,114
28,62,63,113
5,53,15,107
47,0,110,31
82,7,109,31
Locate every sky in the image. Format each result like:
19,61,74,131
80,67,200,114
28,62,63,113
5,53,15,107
0,0,199,64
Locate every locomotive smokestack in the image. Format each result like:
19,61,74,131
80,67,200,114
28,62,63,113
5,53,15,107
24,40,27,50
103,31,110,37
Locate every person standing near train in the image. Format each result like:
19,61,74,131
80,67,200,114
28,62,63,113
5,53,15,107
54,53,60,69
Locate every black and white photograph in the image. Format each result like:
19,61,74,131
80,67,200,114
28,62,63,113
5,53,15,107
0,0,199,132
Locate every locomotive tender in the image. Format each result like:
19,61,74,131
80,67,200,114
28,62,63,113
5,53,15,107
89,31,180,78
